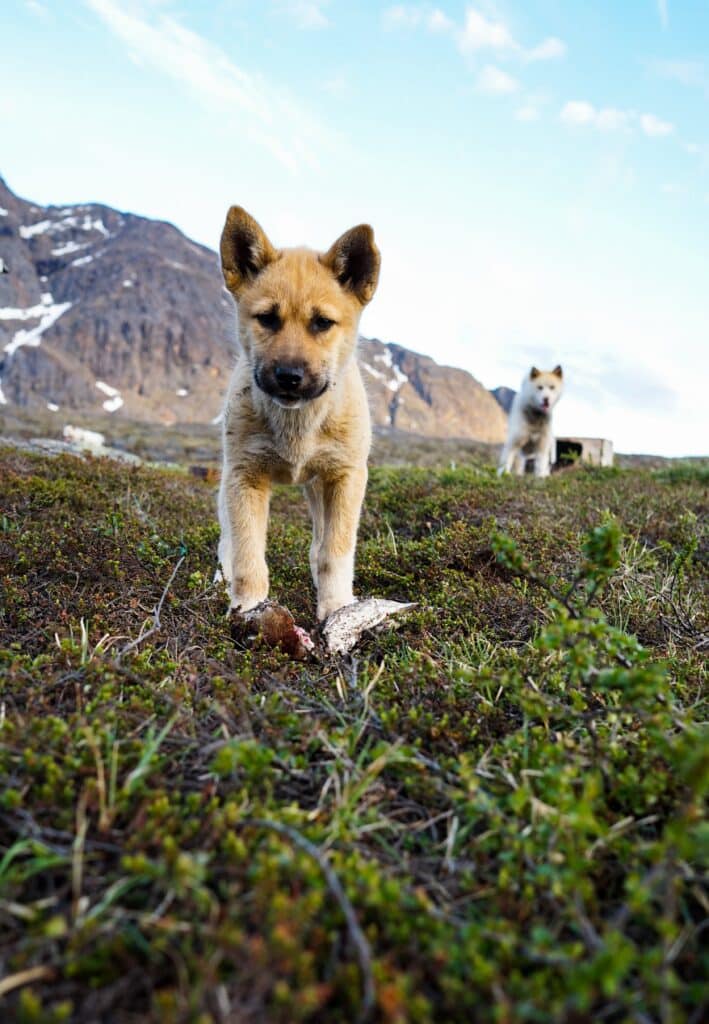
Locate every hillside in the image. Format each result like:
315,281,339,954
0,447,706,1022
0,176,506,443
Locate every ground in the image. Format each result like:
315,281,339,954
0,446,706,1023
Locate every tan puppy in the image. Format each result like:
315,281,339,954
216,207,380,621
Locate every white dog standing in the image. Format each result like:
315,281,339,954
498,366,564,478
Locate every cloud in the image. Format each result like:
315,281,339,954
640,112,674,137
458,7,565,62
385,5,566,63
525,36,566,62
383,5,452,32
657,0,669,29
515,103,540,122
458,7,517,53
476,64,518,95
275,1,329,30
649,58,706,88
560,101,672,137
85,0,323,171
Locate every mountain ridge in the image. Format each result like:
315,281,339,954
0,175,507,443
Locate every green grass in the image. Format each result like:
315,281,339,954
0,447,706,1023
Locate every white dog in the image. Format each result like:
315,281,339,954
498,366,564,478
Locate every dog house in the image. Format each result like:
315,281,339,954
553,437,614,469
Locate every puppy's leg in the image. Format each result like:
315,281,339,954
304,478,325,589
316,468,367,621
534,438,552,478
513,450,527,476
223,469,271,611
216,472,233,584
497,442,517,476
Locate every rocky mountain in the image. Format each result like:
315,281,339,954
490,386,516,414
0,175,506,442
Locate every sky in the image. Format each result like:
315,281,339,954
1,0,708,455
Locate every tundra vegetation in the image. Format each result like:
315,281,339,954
0,446,706,1023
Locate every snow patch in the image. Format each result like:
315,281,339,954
387,364,408,393
71,254,94,267
374,349,393,368
363,362,386,381
47,402,59,412
19,220,53,239
0,207,8,217
0,381,6,405
82,215,110,237
52,240,88,257
3,299,72,356
96,380,124,413
176,388,188,397
122,279,133,287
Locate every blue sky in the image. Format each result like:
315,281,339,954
2,0,708,454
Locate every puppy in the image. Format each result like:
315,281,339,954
216,207,380,621
498,365,564,478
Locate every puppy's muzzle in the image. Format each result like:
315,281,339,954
255,363,329,404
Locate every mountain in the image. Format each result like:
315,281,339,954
490,386,516,414
0,176,507,443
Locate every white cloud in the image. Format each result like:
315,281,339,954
649,58,706,88
458,7,517,53
560,100,596,125
476,64,518,95
86,0,323,171
516,103,540,122
657,0,669,29
428,8,453,32
275,1,329,30
24,0,49,16
386,5,566,64
640,112,674,137
561,102,671,137
525,36,566,62
383,5,452,32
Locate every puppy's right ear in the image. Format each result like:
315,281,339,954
530,366,541,379
220,206,276,297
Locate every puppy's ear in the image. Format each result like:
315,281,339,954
220,206,276,297
553,364,563,378
530,366,541,379
322,224,380,305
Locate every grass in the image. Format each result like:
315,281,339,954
0,445,706,1023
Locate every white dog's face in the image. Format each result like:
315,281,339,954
524,365,564,414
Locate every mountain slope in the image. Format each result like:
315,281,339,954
0,176,506,441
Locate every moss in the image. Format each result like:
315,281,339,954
0,445,706,1022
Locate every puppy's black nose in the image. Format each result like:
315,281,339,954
275,365,304,391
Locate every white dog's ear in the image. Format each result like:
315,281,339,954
530,366,541,379
322,225,381,305
553,364,563,378
220,206,276,297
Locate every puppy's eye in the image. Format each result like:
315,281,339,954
254,309,281,332
311,314,336,334
537,385,543,390
549,385,555,390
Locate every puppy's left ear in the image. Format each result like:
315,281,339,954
322,225,380,305
553,364,563,378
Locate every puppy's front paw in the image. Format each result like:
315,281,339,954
317,593,354,623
